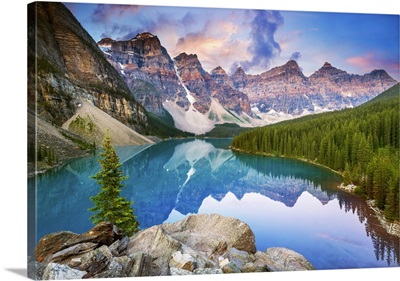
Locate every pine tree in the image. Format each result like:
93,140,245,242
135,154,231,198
47,147,53,166
343,163,352,186
89,129,139,236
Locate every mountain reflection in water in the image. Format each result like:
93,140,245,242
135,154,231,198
29,138,399,269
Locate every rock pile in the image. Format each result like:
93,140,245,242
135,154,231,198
29,214,314,280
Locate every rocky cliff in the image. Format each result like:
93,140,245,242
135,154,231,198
98,32,189,116
174,53,251,115
28,2,150,172
28,2,147,129
99,35,253,134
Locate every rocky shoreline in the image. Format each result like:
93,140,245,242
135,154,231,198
29,214,314,280
337,183,400,237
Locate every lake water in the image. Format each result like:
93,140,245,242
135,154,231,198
28,138,399,270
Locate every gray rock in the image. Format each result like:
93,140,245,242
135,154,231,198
264,247,315,271
42,263,86,280
128,252,153,277
242,262,266,273
221,261,241,273
228,247,251,270
118,236,130,254
109,240,121,256
170,267,193,276
169,251,197,271
51,242,97,263
181,244,215,269
78,245,113,276
253,251,270,271
28,261,47,280
127,225,181,275
94,256,134,278
193,268,223,275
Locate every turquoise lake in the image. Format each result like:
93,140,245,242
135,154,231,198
28,138,399,270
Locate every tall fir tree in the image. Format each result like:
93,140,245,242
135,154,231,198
90,129,139,236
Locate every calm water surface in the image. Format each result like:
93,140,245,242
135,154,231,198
28,138,399,270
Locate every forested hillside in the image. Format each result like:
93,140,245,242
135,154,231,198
231,84,399,220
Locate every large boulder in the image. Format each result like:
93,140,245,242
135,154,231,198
264,247,315,271
127,225,182,275
36,221,118,263
127,213,256,275
162,214,256,255
35,232,79,263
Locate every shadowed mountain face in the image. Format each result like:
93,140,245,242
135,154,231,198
27,2,152,171
98,33,190,116
28,2,148,131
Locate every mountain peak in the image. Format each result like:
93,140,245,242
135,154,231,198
286,60,299,67
322,62,333,68
211,66,227,75
265,59,303,77
234,67,245,75
174,52,199,63
367,69,394,80
97,37,115,46
132,32,156,40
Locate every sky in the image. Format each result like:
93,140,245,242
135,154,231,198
64,2,399,79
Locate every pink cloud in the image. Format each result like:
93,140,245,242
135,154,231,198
346,53,399,79
170,14,252,73
346,53,375,69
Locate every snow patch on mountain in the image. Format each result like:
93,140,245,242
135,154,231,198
163,100,215,135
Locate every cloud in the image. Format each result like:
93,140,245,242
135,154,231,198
345,52,399,80
172,9,284,74
236,10,284,73
174,31,250,72
346,53,388,72
85,4,284,75
91,4,141,23
290,52,301,61
170,11,252,73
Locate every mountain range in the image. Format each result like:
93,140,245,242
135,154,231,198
28,2,398,171
98,32,397,134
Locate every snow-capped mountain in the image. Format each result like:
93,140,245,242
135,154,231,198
229,60,397,124
98,33,398,134
98,33,254,134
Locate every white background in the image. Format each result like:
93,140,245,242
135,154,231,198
0,0,399,281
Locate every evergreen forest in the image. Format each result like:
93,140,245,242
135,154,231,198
231,84,400,220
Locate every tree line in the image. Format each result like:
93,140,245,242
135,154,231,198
231,84,399,221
